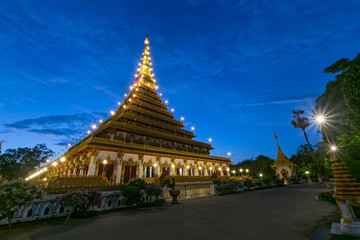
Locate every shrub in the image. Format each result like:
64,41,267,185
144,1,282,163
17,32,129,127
166,178,176,190
289,176,300,184
128,178,147,190
145,183,162,200
0,179,43,230
243,179,253,188
123,186,140,206
262,178,271,185
274,179,284,186
59,188,103,215
318,191,337,205
213,179,221,186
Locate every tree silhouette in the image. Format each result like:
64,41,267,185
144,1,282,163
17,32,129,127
291,110,322,183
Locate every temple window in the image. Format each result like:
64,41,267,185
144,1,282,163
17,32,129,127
208,170,213,175
145,166,155,178
198,169,204,176
162,167,170,175
188,168,194,176
176,168,183,176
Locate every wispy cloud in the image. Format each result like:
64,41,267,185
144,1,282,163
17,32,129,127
5,112,107,137
246,97,315,107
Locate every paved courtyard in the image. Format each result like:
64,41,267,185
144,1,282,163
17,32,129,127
4,183,338,240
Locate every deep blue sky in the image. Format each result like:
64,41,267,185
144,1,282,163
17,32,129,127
1,0,359,163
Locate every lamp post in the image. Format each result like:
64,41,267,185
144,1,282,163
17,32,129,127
305,170,311,182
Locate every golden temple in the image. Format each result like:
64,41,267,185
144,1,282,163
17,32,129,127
35,36,231,184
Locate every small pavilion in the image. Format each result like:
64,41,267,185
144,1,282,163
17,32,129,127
271,132,296,184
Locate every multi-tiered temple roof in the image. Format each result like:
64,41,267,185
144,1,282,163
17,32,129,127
29,36,231,183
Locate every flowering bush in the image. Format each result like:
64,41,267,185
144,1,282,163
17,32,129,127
0,179,43,230
144,183,162,200
59,188,103,213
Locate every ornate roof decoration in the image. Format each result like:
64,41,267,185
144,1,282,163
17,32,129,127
272,132,296,168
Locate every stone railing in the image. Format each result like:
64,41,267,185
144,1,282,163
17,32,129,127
0,190,125,226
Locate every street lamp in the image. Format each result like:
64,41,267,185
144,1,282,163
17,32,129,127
305,170,311,182
246,169,249,174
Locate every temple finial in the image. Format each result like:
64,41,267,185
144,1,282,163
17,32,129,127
134,35,155,89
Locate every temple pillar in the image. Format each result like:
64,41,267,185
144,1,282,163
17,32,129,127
87,156,96,176
115,152,124,184
138,162,143,179
195,168,199,176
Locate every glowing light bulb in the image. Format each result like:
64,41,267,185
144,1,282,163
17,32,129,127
87,130,91,134
181,117,185,121
123,105,126,109
118,102,121,105
60,157,66,162
159,93,162,96
316,116,325,123
125,94,127,97
199,166,202,170
99,120,103,123
111,111,115,115
165,100,168,104
187,166,190,169
53,162,57,166
191,127,195,131
154,163,157,167
43,167,48,171
209,138,212,142
171,164,175,168
68,143,71,147
103,160,107,164
171,108,174,112
331,146,337,151
227,152,231,156
92,124,97,129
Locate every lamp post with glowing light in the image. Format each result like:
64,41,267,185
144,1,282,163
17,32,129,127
305,170,311,182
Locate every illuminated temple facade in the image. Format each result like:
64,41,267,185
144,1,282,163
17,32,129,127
42,36,231,184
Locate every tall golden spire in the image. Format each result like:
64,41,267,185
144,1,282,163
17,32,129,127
134,35,156,89
272,132,296,167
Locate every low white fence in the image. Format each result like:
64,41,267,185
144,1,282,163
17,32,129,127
0,190,126,226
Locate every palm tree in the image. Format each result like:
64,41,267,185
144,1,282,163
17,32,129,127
291,110,323,183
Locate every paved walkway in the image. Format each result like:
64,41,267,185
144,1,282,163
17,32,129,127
4,183,338,240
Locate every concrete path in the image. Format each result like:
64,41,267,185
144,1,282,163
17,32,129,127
4,183,338,240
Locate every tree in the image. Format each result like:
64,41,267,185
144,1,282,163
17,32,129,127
0,179,43,231
291,110,323,183
290,144,332,181
0,144,54,180
316,53,360,181
231,155,275,179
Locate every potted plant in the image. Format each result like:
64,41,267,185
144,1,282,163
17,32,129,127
166,178,180,204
